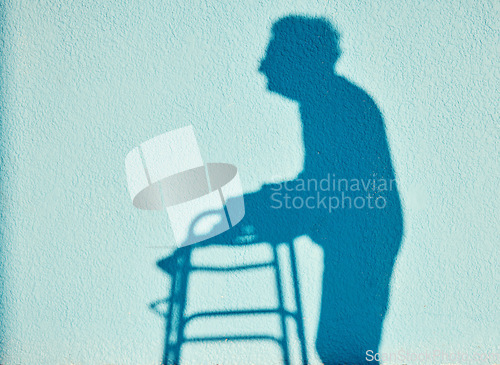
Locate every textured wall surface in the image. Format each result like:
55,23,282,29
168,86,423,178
0,0,498,364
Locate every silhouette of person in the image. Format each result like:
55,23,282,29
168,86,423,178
157,15,403,365
239,16,404,364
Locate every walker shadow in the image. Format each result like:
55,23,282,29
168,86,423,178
153,16,403,365
151,211,308,365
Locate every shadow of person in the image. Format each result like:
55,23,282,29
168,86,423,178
156,15,403,365
233,15,404,364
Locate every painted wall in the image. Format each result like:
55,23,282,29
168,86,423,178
0,0,498,364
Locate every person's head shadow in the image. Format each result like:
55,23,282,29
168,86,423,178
156,15,404,365
259,16,341,102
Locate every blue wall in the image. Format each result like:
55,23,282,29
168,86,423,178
0,0,498,364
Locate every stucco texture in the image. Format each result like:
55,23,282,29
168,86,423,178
0,0,498,364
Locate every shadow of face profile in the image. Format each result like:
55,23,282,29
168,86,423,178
259,16,341,101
